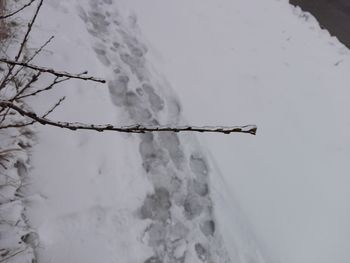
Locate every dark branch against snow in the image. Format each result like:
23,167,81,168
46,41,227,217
0,101,257,135
0,0,36,20
0,0,44,91
0,58,106,83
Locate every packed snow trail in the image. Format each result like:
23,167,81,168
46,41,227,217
76,1,269,262
19,0,276,262
79,1,228,262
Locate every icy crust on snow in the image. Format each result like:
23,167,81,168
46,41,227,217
76,1,269,262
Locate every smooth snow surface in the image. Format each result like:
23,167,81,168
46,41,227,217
23,0,350,263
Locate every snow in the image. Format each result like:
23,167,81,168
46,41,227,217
119,1,350,263
0,107,36,263
24,1,236,262
2,0,350,262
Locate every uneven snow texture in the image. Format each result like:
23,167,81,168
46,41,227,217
0,4,37,262
12,0,350,263
19,0,275,263
78,1,234,262
0,126,37,263
0,83,36,263
120,1,350,263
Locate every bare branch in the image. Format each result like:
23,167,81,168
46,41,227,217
14,0,43,62
0,148,23,157
26,36,55,64
16,76,69,100
42,96,65,117
0,0,44,90
0,101,257,135
12,72,41,99
0,162,7,169
9,36,55,81
0,58,106,83
0,107,10,124
0,0,36,20
0,121,34,129
0,248,28,263
0,111,15,116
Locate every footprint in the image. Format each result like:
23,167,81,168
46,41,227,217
88,11,110,34
139,136,169,173
195,243,209,262
189,154,208,177
120,52,147,81
183,193,204,219
158,133,184,169
144,222,167,247
122,34,148,57
142,83,165,112
139,188,171,222
108,74,129,106
93,47,111,66
200,220,215,237
190,179,209,197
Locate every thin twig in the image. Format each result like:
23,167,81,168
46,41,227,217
0,0,36,20
0,111,15,116
0,58,106,83
42,96,65,117
0,107,10,124
10,36,55,81
0,101,257,135
0,0,44,90
0,72,40,117
26,36,54,64
14,0,43,62
16,76,69,100
0,121,34,129
0,248,28,263
12,71,41,99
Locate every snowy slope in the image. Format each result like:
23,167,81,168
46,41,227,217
119,1,350,263
24,0,271,262
19,0,350,263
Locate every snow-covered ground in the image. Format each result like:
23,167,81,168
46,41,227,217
24,0,273,262
3,0,350,262
125,1,350,263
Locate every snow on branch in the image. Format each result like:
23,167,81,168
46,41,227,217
0,0,257,136
0,101,257,135
0,58,106,83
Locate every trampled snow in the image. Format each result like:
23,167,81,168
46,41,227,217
5,0,350,263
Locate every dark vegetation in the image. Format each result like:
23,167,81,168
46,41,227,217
290,0,350,48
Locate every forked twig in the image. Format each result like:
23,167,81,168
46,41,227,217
0,0,44,90
0,0,36,20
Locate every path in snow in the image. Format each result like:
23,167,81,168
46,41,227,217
78,1,229,262
77,1,269,262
